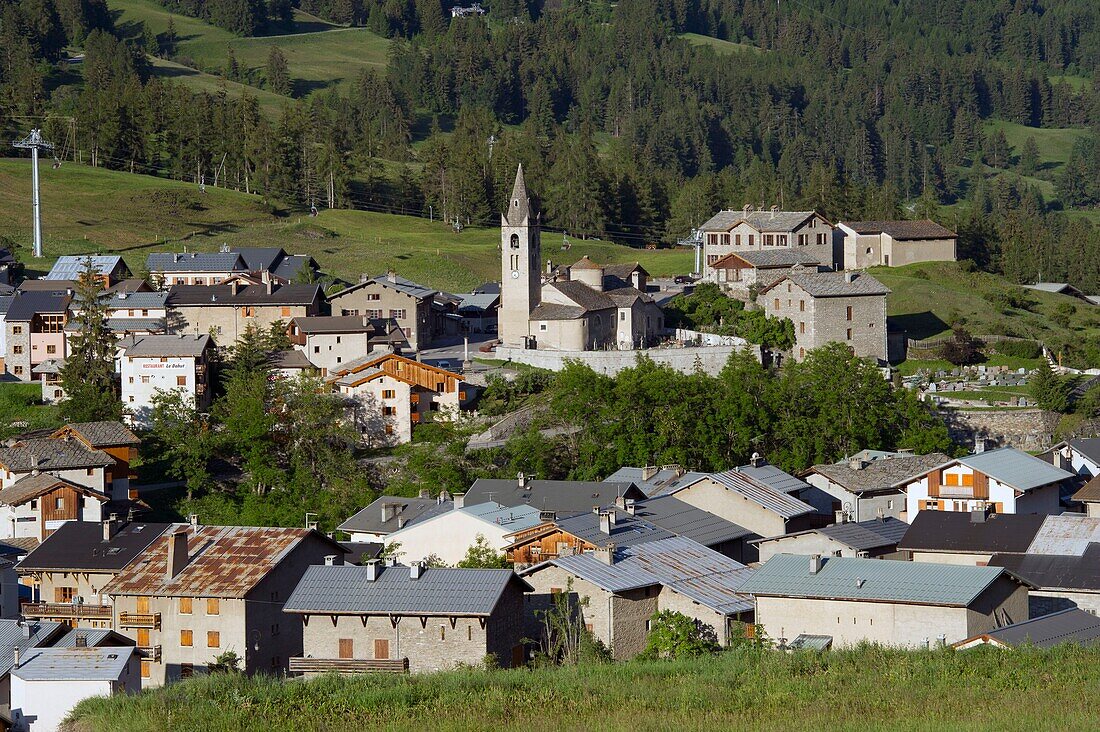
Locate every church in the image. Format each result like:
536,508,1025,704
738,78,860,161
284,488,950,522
498,165,665,351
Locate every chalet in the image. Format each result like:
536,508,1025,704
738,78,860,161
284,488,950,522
284,562,531,674
327,273,436,351
837,220,957,269
167,282,324,344
1074,476,1100,518
899,510,1045,566
521,536,755,660
753,515,909,563
0,437,115,496
44,255,128,287
902,447,1075,520
18,519,173,629
803,452,953,522
953,608,1100,650
707,249,825,297
0,474,110,543
118,335,214,427
759,268,890,363
741,554,1033,649
103,523,346,686
700,207,835,277
49,422,140,498
329,352,471,445
382,500,542,566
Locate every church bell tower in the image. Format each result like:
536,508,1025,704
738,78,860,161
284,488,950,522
499,164,541,347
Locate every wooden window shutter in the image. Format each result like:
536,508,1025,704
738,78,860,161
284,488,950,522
373,638,389,660
974,472,989,500
338,638,353,659
928,469,942,498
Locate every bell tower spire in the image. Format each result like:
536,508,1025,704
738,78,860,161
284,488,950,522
499,164,541,347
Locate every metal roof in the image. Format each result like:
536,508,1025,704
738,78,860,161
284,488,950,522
465,479,646,514
283,565,529,615
531,536,755,616
105,291,168,309
706,471,816,519
733,463,811,495
607,467,709,498
19,521,173,572
1066,438,1100,465
787,634,833,651
5,292,71,321
12,646,135,681
167,283,322,307
337,496,453,535
389,501,543,539
958,447,1075,493
53,628,130,648
816,517,909,550
991,546,1100,592
554,511,676,549
45,255,125,280
700,209,819,233
146,252,246,273
102,524,343,599
631,496,754,546
0,620,65,677
898,511,1045,554
1026,515,1100,556
960,608,1100,649
740,554,1014,607
119,334,212,358
291,316,373,334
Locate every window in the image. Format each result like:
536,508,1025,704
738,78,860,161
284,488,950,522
374,639,390,659
242,306,255,318
440,625,446,641
46,345,56,355
280,307,291,317
271,623,280,636
799,300,805,312
924,500,940,510
53,389,61,398
721,233,730,246
12,346,22,355
510,233,520,249
748,235,755,246
798,234,808,246
339,638,354,659
619,311,626,321
128,310,135,317
206,598,220,615
817,232,827,246
141,661,151,678
539,323,547,331
313,346,320,354
54,497,63,510
367,293,381,301
177,376,187,386
846,306,853,321
763,234,774,247
128,377,134,384
55,586,75,603
707,233,718,246
945,473,960,486
778,235,788,246
181,630,193,647
40,315,64,333
382,406,395,416
384,424,394,435
13,366,22,376
846,328,852,341
799,322,805,334
368,309,382,319
11,326,21,334
141,376,150,384
773,298,780,309
706,255,719,266
179,598,192,614
30,500,37,510
382,389,395,399
735,234,742,246
389,309,406,320
799,347,805,359
142,309,149,317
207,631,220,648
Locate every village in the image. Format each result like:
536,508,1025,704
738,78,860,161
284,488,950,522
0,166,1097,730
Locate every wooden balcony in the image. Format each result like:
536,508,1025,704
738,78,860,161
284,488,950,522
21,602,112,620
119,612,161,629
138,645,162,662
288,657,409,674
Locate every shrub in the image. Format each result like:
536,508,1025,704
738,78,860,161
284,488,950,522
996,339,1042,360
939,327,985,365
638,610,720,660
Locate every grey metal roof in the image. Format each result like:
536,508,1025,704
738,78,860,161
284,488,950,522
734,463,811,495
5,292,71,321
700,209,818,233
283,565,530,615
0,620,65,677
272,254,317,282
106,291,168,309
147,251,246,273
958,447,1075,493
706,470,816,519
1024,282,1079,294
457,293,500,312
1066,438,1100,464
808,452,953,494
337,496,453,535
12,646,136,681
365,275,436,300
53,628,130,648
632,496,754,546
45,255,125,280
530,536,755,616
761,270,890,298
167,283,322,307
464,479,647,514
67,317,166,333
963,608,1100,649
898,511,1045,554
991,546,1100,592
1026,515,1100,556
817,517,909,550
604,467,708,497
291,316,373,334
119,334,212,358
740,554,1014,607
555,511,676,549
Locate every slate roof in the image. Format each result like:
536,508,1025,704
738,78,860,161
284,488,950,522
147,252,247,273
706,470,816,519
604,467,708,497
12,646,136,681
0,295,13,316
167,283,322,307
504,164,536,225
740,554,1019,607
761,270,890,298
529,303,586,321
841,220,956,240
45,255,125,280
337,496,453,535
990,545,1100,592
291,316,373,334
464,479,646,514
56,421,140,448
898,511,1045,554
283,565,530,615
602,262,647,281
330,275,436,302
5,292,71,321
554,511,675,549
0,474,106,507
570,255,602,271
16,280,75,293
711,249,824,269
119,334,212,358
1025,514,1100,556
102,525,344,599
531,536,755,615
632,496,754,546
816,517,909,550
271,349,314,370
1074,476,1100,504
0,438,114,472
957,447,1075,492
958,608,1100,649
232,247,285,272
18,521,173,572
549,280,616,312
807,452,952,494
0,620,65,678
1065,438,1100,465
700,209,819,233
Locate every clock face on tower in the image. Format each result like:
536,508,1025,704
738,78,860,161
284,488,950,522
511,270,520,278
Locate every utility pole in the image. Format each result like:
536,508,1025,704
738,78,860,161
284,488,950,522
12,129,54,259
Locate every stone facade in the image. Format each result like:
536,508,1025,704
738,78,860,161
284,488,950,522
841,231,956,270
939,408,1061,453
171,301,319,345
764,278,887,362
5,320,31,381
495,343,759,376
328,280,433,351
702,211,836,276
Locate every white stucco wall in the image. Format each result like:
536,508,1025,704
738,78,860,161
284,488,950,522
384,511,519,566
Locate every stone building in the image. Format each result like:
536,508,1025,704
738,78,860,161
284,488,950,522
284,562,531,674
102,523,346,686
521,536,755,660
741,554,1033,649
803,452,953,523
700,207,836,277
327,274,436,351
4,292,70,382
166,282,324,344
759,267,890,362
287,316,375,375
706,249,826,299
753,516,909,563
838,220,957,270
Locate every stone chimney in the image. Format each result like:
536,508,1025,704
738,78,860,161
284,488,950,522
381,502,401,523
103,513,120,541
770,205,778,219
189,513,199,531
12,648,19,668
517,472,529,488
387,269,397,284
809,554,823,575
743,204,752,217
166,529,190,580
974,437,986,454
845,271,856,283
641,465,659,481
453,493,465,510
263,271,274,295
615,495,627,510
750,452,764,468
20,621,31,639
418,489,430,499
229,280,240,296
365,560,379,581
971,506,991,523
624,499,636,516
848,457,866,471
599,511,613,535
596,543,616,565
410,561,423,580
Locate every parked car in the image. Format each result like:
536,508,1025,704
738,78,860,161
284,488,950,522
674,275,697,284
437,360,452,369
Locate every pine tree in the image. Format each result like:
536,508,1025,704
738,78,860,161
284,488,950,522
1029,360,1070,413
1019,136,1040,176
225,47,240,81
266,46,291,96
60,258,122,422
163,18,178,57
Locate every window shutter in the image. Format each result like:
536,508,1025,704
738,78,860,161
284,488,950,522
928,469,942,497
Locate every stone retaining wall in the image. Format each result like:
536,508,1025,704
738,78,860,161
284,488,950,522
494,344,758,376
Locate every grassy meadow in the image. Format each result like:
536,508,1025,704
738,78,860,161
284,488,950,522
0,383,62,439
678,32,762,55
0,160,692,292
68,646,1100,731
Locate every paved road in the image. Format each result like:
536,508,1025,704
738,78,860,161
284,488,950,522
418,333,497,369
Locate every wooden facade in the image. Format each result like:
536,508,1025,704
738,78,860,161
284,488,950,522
506,524,595,566
39,483,99,538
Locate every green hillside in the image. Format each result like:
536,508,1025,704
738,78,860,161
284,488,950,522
67,646,1100,731
678,33,762,55
144,56,291,116
0,160,691,292
983,120,1089,171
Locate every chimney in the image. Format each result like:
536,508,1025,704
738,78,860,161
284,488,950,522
624,499,636,516
359,273,370,284
770,205,778,219
12,648,19,669
750,452,764,468
517,472,528,488
166,529,189,580
229,280,240,296
592,506,600,516
385,554,397,567
971,507,990,524
365,560,379,581
410,562,423,580
615,495,627,510
75,633,88,648
381,502,401,523
418,489,430,499
397,517,406,530
974,437,986,454
453,493,465,510
809,554,823,574
599,511,612,535
20,621,31,639
264,273,274,295
835,509,848,524
848,457,866,471
845,271,856,283
546,259,553,275
189,513,199,530
743,204,752,217
387,269,397,284
641,465,659,481
324,555,338,566
596,543,616,565
103,513,120,541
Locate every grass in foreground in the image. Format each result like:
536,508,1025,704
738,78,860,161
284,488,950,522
69,645,1100,731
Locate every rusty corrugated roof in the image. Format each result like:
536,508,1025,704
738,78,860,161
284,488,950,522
102,524,327,599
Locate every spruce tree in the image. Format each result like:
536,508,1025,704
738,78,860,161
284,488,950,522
60,258,122,422
1019,136,1040,176
266,46,291,96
